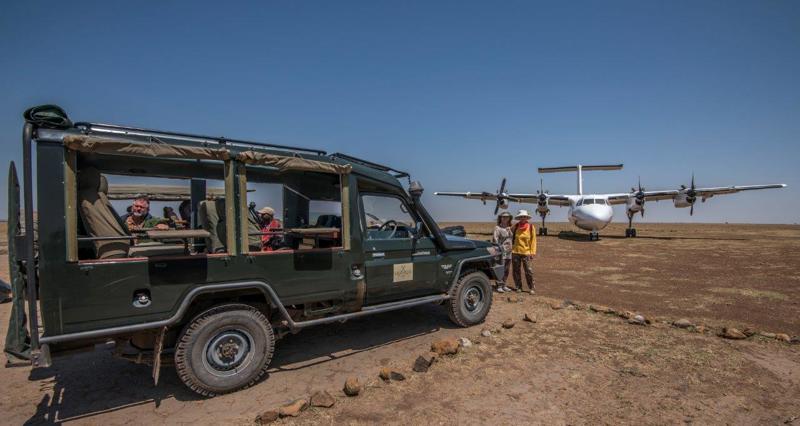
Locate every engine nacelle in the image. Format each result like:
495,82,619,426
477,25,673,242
498,199,509,210
674,192,694,208
626,197,643,212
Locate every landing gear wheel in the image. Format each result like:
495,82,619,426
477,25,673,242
630,228,637,238
539,227,548,236
589,232,599,241
447,271,493,327
175,304,275,397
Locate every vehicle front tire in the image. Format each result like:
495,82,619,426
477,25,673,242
175,303,275,397
447,271,493,327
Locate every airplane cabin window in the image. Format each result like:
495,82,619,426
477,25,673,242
596,199,606,205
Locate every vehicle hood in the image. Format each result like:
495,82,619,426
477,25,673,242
442,233,492,250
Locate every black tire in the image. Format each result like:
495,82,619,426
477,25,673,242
175,303,275,397
447,271,493,327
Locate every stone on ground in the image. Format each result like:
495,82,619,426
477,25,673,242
721,327,747,340
310,390,336,408
673,318,693,329
379,367,392,381
480,329,492,337
431,338,460,356
589,305,615,314
413,353,437,373
523,313,536,323
458,337,473,348
255,410,280,424
502,319,516,329
278,398,309,417
390,371,406,381
775,333,791,342
507,295,519,303
343,377,361,396
628,315,647,326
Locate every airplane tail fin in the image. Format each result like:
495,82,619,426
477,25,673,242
537,164,623,195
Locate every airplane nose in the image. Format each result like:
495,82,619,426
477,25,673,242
575,205,613,230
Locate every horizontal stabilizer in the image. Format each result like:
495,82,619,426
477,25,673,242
538,164,623,173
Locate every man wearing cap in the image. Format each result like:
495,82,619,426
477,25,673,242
511,209,537,294
258,206,282,251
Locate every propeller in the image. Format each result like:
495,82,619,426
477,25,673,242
494,177,508,215
536,178,548,205
680,173,698,215
635,176,645,217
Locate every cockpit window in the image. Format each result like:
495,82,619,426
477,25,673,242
583,199,594,205
595,199,606,205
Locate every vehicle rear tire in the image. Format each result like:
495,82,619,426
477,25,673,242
175,303,275,397
447,271,493,327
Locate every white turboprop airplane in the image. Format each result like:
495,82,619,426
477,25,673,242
435,164,787,241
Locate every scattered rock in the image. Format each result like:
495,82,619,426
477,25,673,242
618,311,635,320
694,325,708,333
628,315,647,326
379,367,392,381
589,305,615,314
775,333,791,343
413,353,437,372
480,329,492,337
507,295,519,303
523,313,536,323
742,328,758,337
390,371,406,381
619,367,647,377
278,398,309,417
550,303,563,310
673,318,693,329
458,337,473,348
431,338,460,356
561,299,577,309
760,331,777,339
255,410,280,424
790,337,800,345
502,319,516,329
310,390,336,408
343,377,361,396
721,327,747,340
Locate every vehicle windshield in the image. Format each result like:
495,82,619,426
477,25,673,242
583,199,594,205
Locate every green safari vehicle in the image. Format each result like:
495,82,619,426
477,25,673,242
4,105,503,396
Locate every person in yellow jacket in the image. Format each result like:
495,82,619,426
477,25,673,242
511,209,537,294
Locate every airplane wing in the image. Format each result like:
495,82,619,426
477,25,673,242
610,184,787,203
693,184,787,199
434,191,505,201
507,193,571,206
606,193,632,205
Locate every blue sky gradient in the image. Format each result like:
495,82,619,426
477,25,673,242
1,1,797,223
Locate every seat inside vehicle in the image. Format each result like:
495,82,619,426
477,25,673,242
77,167,185,259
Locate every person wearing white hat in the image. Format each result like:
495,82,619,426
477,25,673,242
257,206,282,251
511,209,537,294
492,211,514,293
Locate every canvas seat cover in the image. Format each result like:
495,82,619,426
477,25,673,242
77,168,130,259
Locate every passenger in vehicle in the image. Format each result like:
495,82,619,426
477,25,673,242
121,196,168,231
258,207,283,251
178,200,191,223
163,206,180,228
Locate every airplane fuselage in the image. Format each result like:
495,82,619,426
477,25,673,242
567,195,614,232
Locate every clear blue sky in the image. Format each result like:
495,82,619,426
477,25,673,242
1,1,797,223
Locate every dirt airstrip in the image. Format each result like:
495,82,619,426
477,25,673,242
0,223,798,424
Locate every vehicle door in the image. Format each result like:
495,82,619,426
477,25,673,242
360,193,440,304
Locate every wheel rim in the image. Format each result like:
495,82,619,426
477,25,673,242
463,284,485,313
203,329,254,376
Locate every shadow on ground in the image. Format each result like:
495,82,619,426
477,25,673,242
23,304,454,425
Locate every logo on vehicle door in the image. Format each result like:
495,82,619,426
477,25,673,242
393,263,413,283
